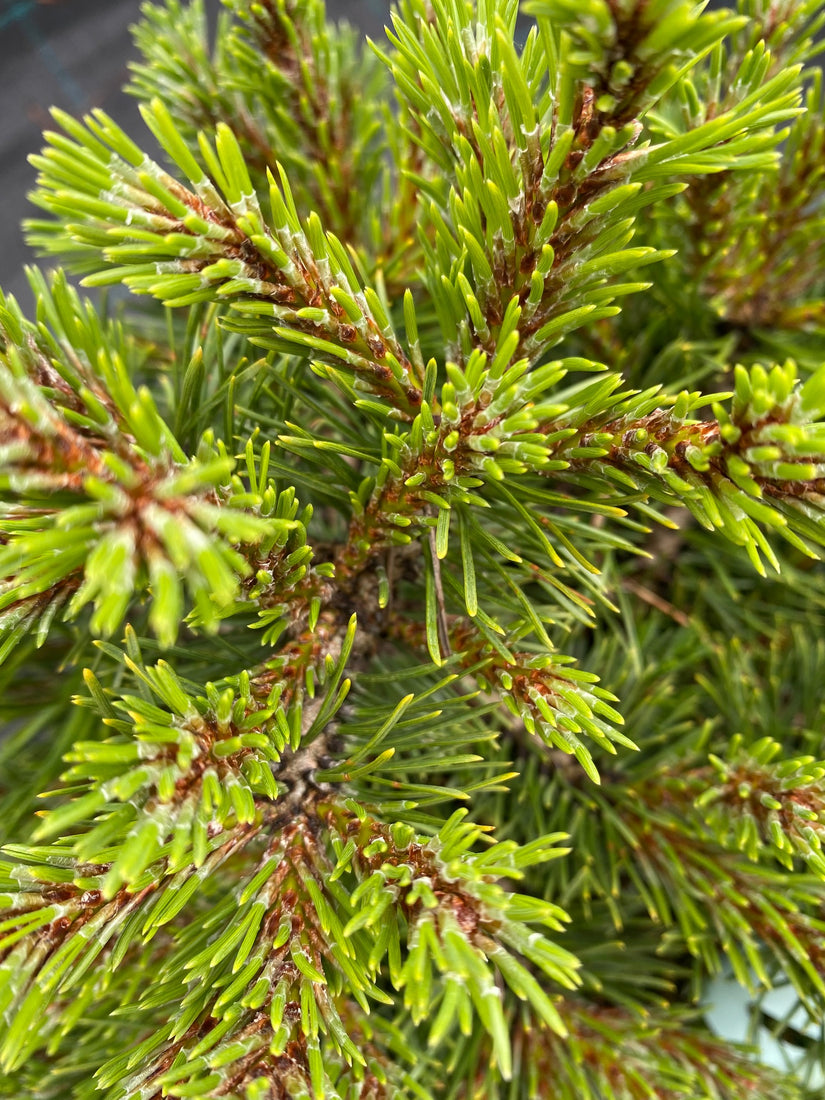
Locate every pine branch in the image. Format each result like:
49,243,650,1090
553,360,825,572
26,106,424,416
3,0,825,1094
385,611,631,782
0,271,288,651
470,1000,805,1099
0,824,256,1074
685,73,825,333
541,745,825,1013
690,734,825,876
380,0,800,366
1,624,571,1085
130,0,390,249
26,618,359,898
1,794,579,1093
620,0,825,367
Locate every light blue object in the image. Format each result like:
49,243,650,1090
705,970,825,1089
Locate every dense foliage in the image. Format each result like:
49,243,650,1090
2,0,825,1096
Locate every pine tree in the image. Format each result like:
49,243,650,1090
2,0,825,1095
